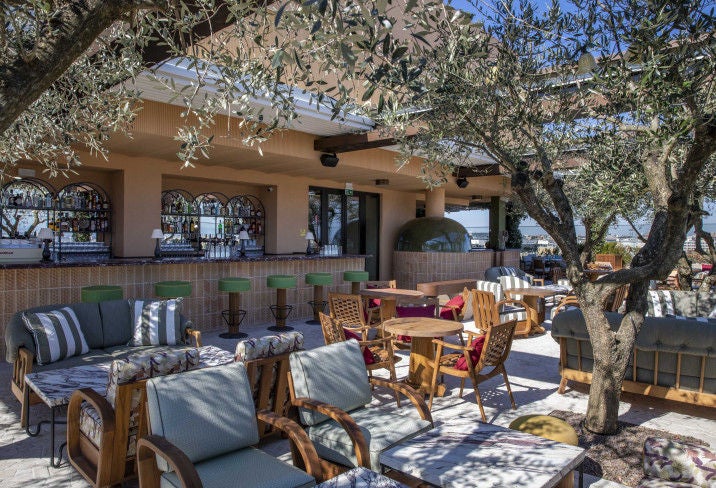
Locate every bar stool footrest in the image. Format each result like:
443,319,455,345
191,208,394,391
220,309,248,338
307,300,328,314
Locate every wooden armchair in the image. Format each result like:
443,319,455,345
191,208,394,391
67,348,200,488
234,331,305,439
328,292,370,336
137,363,321,487
429,320,517,422
472,289,534,337
287,340,433,479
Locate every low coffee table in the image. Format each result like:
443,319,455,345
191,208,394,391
380,421,585,487
24,345,235,467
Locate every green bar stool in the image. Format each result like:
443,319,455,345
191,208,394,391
81,285,123,303
155,280,192,298
219,277,251,339
267,275,297,331
343,270,369,295
305,272,333,324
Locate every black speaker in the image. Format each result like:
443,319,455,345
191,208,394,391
320,153,339,167
456,176,469,188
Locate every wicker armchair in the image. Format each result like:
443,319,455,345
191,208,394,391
328,293,370,336
471,289,534,337
428,320,518,422
364,280,396,325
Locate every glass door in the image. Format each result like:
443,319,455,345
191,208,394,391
308,187,380,279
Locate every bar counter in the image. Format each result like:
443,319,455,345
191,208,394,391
0,254,366,358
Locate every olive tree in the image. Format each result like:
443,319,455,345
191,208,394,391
381,0,716,433
0,0,411,177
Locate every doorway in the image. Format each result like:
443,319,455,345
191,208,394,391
308,187,380,279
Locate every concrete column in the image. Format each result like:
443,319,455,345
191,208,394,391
112,160,162,257
425,187,445,218
488,196,506,250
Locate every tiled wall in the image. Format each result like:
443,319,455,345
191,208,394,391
0,257,363,359
393,251,496,290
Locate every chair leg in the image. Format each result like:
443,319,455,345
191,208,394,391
472,381,487,423
501,367,517,410
558,376,568,394
458,378,465,398
389,364,401,408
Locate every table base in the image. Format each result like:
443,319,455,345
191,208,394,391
407,337,448,397
24,386,65,468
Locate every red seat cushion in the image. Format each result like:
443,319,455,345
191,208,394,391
343,329,375,364
454,335,486,371
395,305,436,343
439,295,465,320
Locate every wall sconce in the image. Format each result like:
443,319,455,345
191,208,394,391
238,229,250,256
305,231,315,255
37,227,53,261
456,176,469,189
151,228,163,258
320,153,339,167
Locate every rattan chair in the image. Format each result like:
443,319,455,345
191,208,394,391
328,292,369,336
428,320,518,422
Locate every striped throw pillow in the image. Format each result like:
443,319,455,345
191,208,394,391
129,299,183,346
23,308,90,365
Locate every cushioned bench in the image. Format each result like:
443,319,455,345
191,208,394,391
416,279,477,298
552,308,716,407
4,299,200,428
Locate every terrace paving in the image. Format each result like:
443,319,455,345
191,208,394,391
0,315,713,487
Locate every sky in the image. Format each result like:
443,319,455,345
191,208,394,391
448,203,716,236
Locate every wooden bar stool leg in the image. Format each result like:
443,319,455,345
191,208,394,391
351,282,360,294
306,284,326,324
268,288,294,331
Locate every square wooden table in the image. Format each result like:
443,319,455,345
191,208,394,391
504,286,559,329
380,421,585,487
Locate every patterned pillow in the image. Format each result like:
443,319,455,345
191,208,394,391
129,299,183,346
642,436,716,488
235,331,304,361
22,307,89,365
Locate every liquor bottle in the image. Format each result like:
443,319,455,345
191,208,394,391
190,218,197,234
218,221,223,235
45,193,52,208
90,218,96,232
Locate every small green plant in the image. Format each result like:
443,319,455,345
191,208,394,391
594,241,635,266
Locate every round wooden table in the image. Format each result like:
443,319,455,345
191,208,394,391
504,286,557,333
383,317,463,396
359,288,424,320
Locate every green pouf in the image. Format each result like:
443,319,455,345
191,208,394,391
81,285,123,303
155,280,192,298
218,277,251,293
343,270,369,294
305,273,333,324
508,415,579,446
267,275,297,331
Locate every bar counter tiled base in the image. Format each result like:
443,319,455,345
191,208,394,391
0,256,364,359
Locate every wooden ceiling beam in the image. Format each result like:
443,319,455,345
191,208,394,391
314,126,420,153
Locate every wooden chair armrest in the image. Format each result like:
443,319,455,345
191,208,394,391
431,338,471,352
184,328,202,347
67,387,116,479
291,397,370,468
137,435,202,488
368,378,433,425
68,388,116,436
532,278,545,286
256,410,321,479
13,347,35,388
358,337,392,348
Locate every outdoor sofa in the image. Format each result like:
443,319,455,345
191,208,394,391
552,294,716,407
4,298,200,428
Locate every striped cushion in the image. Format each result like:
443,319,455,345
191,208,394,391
647,291,675,317
129,299,183,346
22,308,90,365
499,276,531,301
475,280,504,302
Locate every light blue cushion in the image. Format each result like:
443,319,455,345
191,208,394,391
146,363,259,469
306,407,432,470
289,340,372,426
159,447,315,488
